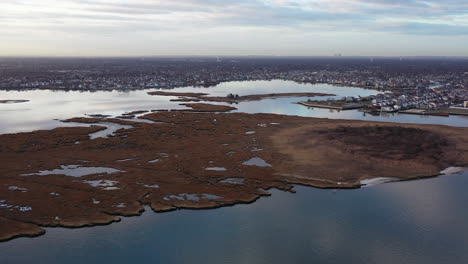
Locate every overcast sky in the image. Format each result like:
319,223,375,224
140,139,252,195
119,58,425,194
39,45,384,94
1,0,468,56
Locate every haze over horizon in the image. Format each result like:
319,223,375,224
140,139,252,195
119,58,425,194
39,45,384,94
2,0,468,57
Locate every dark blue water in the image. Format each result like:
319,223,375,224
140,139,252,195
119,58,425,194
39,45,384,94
2,171,468,264
1,80,467,263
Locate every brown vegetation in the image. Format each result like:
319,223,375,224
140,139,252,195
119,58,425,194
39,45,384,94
0,105,466,242
316,126,451,161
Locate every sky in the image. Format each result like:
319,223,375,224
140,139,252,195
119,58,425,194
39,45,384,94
1,0,468,57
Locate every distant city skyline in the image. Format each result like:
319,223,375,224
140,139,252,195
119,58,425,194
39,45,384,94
1,0,468,57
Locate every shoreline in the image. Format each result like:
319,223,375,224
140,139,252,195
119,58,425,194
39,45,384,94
0,78,388,93
0,104,466,242
148,91,336,103
2,167,466,243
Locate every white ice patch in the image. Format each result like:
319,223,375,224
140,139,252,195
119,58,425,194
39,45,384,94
440,167,466,175
360,177,397,187
245,131,256,135
143,184,160,188
205,167,227,171
8,186,28,192
103,187,120,191
22,165,124,177
0,200,32,212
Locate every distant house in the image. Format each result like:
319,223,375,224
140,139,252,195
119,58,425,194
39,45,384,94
464,101,468,108
381,106,395,112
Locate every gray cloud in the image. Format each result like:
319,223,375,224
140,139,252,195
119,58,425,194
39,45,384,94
0,0,467,56
2,0,467,34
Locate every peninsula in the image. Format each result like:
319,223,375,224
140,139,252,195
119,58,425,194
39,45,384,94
0,103,466,242
147,91,335,102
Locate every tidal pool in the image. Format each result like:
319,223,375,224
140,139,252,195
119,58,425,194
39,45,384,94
22,165,123,177
242,157,272,167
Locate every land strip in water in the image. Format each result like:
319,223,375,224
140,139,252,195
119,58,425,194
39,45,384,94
148,91,335,103
0,100,29,104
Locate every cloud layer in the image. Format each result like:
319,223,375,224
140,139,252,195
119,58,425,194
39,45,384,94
1,0,467,56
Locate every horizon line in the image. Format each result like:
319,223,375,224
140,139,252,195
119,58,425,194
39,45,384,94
1,55,468,59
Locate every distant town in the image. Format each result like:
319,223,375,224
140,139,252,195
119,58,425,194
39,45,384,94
1,56,467,114
300,84,468,116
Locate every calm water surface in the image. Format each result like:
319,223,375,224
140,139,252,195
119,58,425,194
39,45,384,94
0,80,467,264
